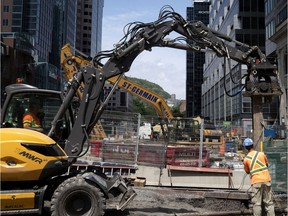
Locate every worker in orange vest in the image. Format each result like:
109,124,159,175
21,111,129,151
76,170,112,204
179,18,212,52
23,101,43,132
243,138,275,216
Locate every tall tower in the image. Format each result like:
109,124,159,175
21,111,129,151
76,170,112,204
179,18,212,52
186,0,210,117
75,0,104,57
50,0,77,69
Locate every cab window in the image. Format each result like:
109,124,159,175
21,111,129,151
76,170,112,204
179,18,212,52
3,92,64,135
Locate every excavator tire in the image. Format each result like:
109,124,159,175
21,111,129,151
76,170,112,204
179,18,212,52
50,175,106,216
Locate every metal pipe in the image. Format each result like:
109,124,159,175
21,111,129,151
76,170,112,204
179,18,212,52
199,118,204,167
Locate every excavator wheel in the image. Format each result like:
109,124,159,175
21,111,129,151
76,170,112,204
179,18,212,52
50,175,106,216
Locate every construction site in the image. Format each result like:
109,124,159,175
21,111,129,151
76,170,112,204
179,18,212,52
69,110,287,216
1,3,287,216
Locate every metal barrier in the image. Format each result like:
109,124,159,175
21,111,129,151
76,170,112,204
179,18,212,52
89,111,167,167
86,110,287,179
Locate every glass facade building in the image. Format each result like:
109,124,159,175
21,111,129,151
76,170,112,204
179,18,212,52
10,0,54,62
91,0,103,56
50,0,77,69
1,0,58,89
186,1,210,117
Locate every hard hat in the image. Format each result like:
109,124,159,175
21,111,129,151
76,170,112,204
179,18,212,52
243,138,254,147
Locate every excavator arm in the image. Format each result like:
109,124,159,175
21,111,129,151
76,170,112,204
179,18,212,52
61,44,106,140
61,44,173,126
54,6,282,158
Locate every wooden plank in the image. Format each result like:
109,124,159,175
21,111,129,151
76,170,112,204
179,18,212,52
173,141,222,145
167,165,232,174
204,190,250,200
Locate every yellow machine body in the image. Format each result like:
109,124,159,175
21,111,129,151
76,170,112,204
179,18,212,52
1,192,35,210
0,128,67,182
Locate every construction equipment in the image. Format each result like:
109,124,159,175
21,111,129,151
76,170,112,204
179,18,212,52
61,44,223,146
61,43,172,134
0,84,136,215
0,5,282,216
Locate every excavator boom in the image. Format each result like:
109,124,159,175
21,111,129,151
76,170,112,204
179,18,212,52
61,44,173,130
57,6,282,158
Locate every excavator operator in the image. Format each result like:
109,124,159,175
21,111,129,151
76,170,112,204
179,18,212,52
22,100,43,132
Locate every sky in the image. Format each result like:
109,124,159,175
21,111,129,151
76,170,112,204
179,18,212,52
102,0,193,100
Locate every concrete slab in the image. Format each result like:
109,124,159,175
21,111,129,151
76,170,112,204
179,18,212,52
135,165,251,190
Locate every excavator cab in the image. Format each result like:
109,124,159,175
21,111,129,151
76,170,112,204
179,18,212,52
0,83,136,215
168,118,200,142
1,84,72,143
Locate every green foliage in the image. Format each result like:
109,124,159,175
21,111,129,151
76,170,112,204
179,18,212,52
128,77,171,99
127,76,171,115
171,107,185,117
132,98,155,115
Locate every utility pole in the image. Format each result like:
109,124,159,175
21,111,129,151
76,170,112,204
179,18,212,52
252,96,264,151
243,61,282,152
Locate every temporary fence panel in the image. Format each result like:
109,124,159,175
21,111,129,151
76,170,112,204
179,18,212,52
102,141,137,164
137,141,166,167
97,111,167,167
100,111,140,142
263,139,287,193
88,111,288,171
166,146,210,167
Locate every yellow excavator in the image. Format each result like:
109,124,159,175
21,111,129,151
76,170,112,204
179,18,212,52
61,44,221,144
0,5,282,216
61,44,172,138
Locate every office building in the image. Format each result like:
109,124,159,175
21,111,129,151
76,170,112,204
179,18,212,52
186,0,210,117
1,0,62,91
50,0,77,69
202,0,279,136
103,83,133,112
265,0,287,126
76,0,104,57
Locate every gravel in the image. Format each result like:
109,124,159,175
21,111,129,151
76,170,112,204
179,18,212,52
105,186,224,216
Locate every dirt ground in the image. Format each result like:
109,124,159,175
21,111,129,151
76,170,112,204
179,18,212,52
34,186,287,216
105,186,250,216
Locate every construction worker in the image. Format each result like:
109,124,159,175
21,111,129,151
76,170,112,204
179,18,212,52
23,100,43,132
243,138,275,216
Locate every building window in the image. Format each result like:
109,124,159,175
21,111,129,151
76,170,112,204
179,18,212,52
277,6,287,26
120,92,126,106
2,19,8,26
265,20,275,39
242,102,251,113
3,5,9,12
265,0,275,16
242,17,250,29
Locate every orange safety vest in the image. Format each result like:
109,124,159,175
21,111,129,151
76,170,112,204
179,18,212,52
23,113,41,128
243,150,271,185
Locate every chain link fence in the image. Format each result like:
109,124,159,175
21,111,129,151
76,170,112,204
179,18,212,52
84,110,287,192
